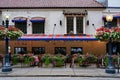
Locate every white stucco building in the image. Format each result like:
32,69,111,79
0,0,105,35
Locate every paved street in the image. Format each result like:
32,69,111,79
0,77,120,80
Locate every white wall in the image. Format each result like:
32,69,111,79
85,10,103,35
46,11,65,35
2,9,66,34
1,9,104,35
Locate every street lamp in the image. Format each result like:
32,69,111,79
2,15,12,72
105,14,116,74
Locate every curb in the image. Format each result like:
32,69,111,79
0,75,120,78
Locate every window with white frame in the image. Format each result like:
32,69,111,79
76,17,83,34
66,16,83,34
66,17,74,34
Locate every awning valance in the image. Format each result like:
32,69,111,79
63,10,87,16
30,17,45,22
103,14,120,19
18,34,97,41
12,17,27,22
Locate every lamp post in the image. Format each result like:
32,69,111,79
105,14,115,74
2,15,12,72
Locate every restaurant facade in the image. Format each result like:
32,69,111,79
0,0,120,56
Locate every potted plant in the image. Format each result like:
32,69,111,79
77,55,83,66
95,27,120,41
12,54,20,65
52,54,66,67
79,54,97,67
104,55,109,67
112,55,118,68
0,26,23,40
23,54,34,66
42,54,51,67
79,56,89,67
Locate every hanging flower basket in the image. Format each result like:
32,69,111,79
0,26,23,40
95,27,120,42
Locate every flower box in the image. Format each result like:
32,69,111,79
0,26,23,40
95,27,120,42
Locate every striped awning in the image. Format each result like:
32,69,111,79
18,34,97,41
12,17,27,22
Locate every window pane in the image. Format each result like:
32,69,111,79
71,47,83,55
76,17,83,34
32,47,45,55
67,17,73,34
14,47,27,54
104,18,117,27
32,22,44,34
55,47,66,55
15,22,27,34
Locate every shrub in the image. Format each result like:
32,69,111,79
52,54,66,67
12,54,20,65
42,54,51,67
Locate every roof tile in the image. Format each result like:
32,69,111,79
0,0,104,8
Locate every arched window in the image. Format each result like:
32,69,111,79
12,17,27,34
30,17,45,34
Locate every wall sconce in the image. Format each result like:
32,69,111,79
60,20,62,26
28,24,30,26
54,24,56,26
86,20,89,25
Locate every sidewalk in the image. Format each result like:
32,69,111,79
0,67,120,78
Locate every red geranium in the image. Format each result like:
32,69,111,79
95,27,120,41
7,27,19,31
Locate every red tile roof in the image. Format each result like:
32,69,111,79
0,0,104,8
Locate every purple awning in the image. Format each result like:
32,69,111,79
30,17,45,22
12,17,27,22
